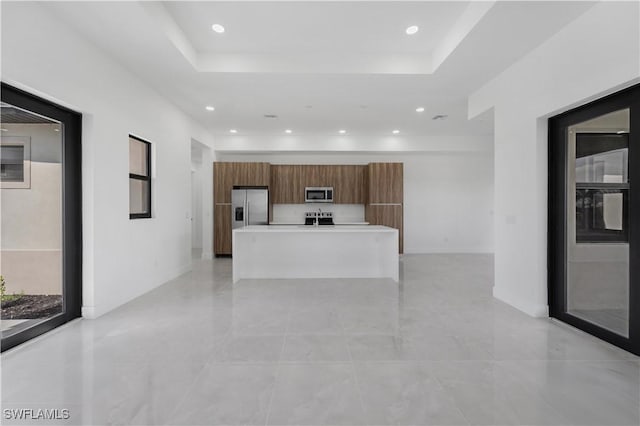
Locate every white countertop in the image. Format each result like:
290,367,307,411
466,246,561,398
234,225,395,233
269,222,369,226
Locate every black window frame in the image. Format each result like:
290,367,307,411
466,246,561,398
548,83,640,356
1,82,82,352
129,135,152,219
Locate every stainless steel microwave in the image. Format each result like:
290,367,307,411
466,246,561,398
305,187,334,203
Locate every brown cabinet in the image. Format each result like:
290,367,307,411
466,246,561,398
367,163,403,204
332,165,366,204
366,163,403,253
214,162,270,204
214,204,232,255
270,164,366,204
270,165,305,204
213,162,271,256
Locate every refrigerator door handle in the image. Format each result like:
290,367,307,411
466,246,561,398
246,200,250,226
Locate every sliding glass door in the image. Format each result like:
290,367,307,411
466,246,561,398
1,83,81,352
549,84,639,355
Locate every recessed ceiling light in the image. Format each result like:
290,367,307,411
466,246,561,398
54,128,60,132
205,106,215,111
415,107,425,113
229,129,237,134
338,129,347,134
285,129,292,134
432,114,448,120
617,130,628,134
0,128,7,132
405,25,419,35
211,24,225,33
392,130,400,134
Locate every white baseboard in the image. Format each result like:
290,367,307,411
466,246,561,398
82,263,192,320
404,248,494,254
493,286,549,318
81,305,97,319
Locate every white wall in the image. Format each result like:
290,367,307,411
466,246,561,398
1,2,215,318
191,164,203,250
469,1,640,317
218,152,494,254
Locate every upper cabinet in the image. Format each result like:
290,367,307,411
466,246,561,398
213,162,234,204
332,165,366,204
367,163,403,204
270,164,366,204
270,165,305,204
214,162,270,204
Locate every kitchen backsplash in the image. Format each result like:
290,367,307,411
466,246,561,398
272,204,365,224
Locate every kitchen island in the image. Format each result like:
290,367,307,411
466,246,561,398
232,225,399,283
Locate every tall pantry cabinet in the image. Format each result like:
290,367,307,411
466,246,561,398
365,163,404,253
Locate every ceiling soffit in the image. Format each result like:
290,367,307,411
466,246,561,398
142,1,495,74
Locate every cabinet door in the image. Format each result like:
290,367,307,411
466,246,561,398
214,162,235,204
302,165,328,188
366,204,403,253
333,165,366,204
368,163,403,204
214,204,232,255
234,162,270,187
271,165,302,204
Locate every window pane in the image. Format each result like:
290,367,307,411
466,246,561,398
575,133,628,183
1,115,63,339
567,108,630,337
129,178,149,215
129,138,148,176
1,145,24,163
576,188,628,242
1,146,25,182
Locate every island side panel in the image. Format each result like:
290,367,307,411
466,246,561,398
232,227,398,282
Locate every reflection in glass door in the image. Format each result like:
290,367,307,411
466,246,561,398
0,83,81,352
567,110,630,336
549,84,639,355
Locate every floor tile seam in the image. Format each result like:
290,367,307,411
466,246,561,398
147,358,209,423
264,303,293,426
491,358,640,364
158,327,226,417
489,365,578,425
340,307,368,420
429,371,473,426
284,332,346,336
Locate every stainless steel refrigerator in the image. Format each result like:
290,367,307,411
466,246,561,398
231,186,269,229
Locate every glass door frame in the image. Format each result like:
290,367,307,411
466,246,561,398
549,83,640,355
1,83,82,352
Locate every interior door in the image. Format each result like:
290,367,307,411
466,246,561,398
549,84,639,355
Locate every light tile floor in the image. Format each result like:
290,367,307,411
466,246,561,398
1,254,639,425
